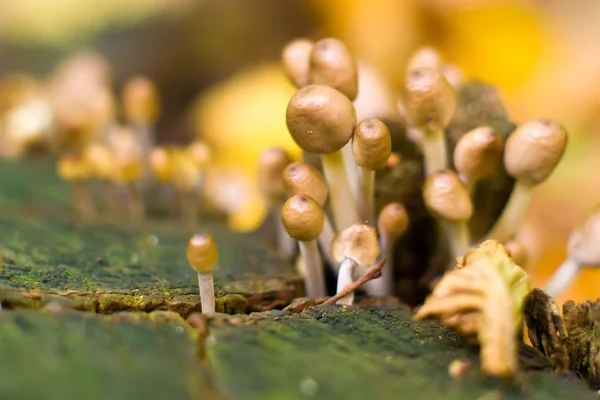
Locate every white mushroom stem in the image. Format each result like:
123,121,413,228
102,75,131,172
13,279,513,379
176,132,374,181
422,128,447,176
197,271,216,313
341,142,361,209
275,205,297,260
486,181,534,242
543,258,581,298
317,215,338,270
356,167,376,224
299,240,326,298
336,257,357,305
321,151,360,231
363,236,394,296
441,220,470,262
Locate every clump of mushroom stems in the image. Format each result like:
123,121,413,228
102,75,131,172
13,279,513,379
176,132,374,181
187,233,219,314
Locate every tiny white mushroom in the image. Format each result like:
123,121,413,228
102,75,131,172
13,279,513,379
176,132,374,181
187,233,219,314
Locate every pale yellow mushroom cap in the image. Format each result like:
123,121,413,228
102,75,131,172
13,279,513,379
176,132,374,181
352,118,392,170
309,38,358,101
187,140,212,170
400,68,456,132
83,142,114,180
282,162,328,206
567,204,600,266
122,76,160,125
187,233,219,273
406,46,443,73
258,147,293,203
423,170,473,222
377,202,409,241
150,147,173,182
286,84,356,154
281,194,324,242
330,223,379,267
170,149,201,191
57,153,90,181
282,39,314,88
504,119,567,186
454,126,503,183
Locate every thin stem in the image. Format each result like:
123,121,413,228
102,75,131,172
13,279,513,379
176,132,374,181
543,258,581,298
71,180,98,222
336,258,357,305
341,142,361,208
363,236,394,296
321,151,360,231
485,180,533,242
198,272,216,313
317,215,338,271
441,220,471,262
356,167,376,224
422,128,447,176
299,240,326,298
324,258,386,305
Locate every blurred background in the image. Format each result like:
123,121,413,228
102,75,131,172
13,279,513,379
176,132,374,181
0,0,598,305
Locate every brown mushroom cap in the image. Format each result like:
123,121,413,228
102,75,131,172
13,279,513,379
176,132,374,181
504,119,567,185
309,38,358,101
281,194,325,241
282,39,314,88
567,205,600,266
352,118,392,170
283,162,328,206
377,202,409,240
330,223,379,267
454,126,503,182
258,147,293,203
406,46,443,72
423,170,473,222
400,68,456,132
187,233,219,273
122,76,160,125
286,84,356,154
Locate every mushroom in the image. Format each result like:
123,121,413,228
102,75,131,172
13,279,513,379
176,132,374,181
286,84,360,231
308,38,358,101
351,118,392,223
330,223,379,305
281,194,326,298
186,233,219,314
406,46,444,73
399,68,456,176
453,126,503,192
486,119,568,242
57,152,97,222
545,205,600,298
282,162,336,268
258,147,296,259
281,39,314,88
363,202,409,297
423,170,473,261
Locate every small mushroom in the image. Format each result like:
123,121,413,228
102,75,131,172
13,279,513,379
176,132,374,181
453,126,503,192
258,147,296,260
187,233,219,314
423,170,473,261
57,152,98,222
406,46,443,73
286,84,360,231
545,204,600,298
308,38,358,101
399,68,456,176
281,195,326,298
330,223,379,305
281,39,314,88
364,202,409,297
351,118,392,223
487,119,567,242
282,162,336,267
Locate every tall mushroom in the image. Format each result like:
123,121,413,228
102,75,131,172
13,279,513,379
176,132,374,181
453,126,503,192
282,39,314,88
486,119,567,242
186,233,219,314
281,194,326,298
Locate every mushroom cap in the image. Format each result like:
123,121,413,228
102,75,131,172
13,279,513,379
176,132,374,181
330,223,379,267
400,68,456,132
187,233,219,273
377,202,409,240
282,39,314,88
283,162,328,206
150,147,173,182
423,170,473,222
406,46,443,72
309,38,358,101
187,140,212,170
567,205,600,266
281,194,324,241
352,118,392,170
504,119,567,185
83,142,114,180
122,76,160,125
57,153,90,181
258,147,293,202
454,126,503,182
286,84,356,154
